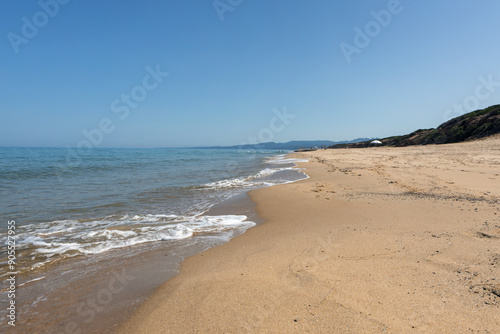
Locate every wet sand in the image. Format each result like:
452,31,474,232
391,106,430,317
2,192,263,333
5,237,191,333
119,136,500,333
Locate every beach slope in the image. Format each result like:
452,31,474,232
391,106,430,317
119,136,500,333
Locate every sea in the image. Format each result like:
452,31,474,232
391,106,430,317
0,147,307,332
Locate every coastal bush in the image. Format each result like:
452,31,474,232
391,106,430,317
329,104,500,149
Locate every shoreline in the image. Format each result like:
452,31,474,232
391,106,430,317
2,193,264,333
119,138,500,333
2,157,305,333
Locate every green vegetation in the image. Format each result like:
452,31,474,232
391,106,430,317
329,104,500,149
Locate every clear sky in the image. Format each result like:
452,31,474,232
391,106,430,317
1,0,500,148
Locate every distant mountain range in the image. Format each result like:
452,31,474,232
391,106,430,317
191,104,500,151
329,104,500,149
192,138,372,151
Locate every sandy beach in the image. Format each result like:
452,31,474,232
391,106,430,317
119,136,500,333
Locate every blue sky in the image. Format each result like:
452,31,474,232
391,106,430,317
1,0,500,148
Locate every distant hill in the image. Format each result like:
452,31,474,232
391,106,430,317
193,138,372,151
329,105,500,149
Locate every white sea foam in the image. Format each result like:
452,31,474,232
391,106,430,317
265,155,309,164
2,214,255,263
18,276,46,287
203,167,298,190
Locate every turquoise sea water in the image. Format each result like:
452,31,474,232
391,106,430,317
0,147,307,275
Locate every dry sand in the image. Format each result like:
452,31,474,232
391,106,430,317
119,136,500,333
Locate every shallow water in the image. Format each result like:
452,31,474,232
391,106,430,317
0,148,308,332
0,148,306,275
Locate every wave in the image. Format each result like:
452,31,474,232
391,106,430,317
264,155,309,164
0,214,255,270
202,167,297,190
